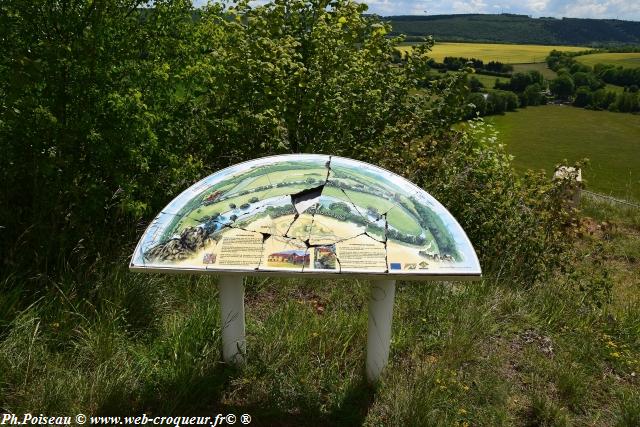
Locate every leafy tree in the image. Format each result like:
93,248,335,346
468,76,484,93
572,71,603,91
550,74,575,100
573,87,593,107
503,91,520,110
485,61,513,73
328,202,351,214
569,61,591,74
589,89,617,110
612,92,640,113
510,71,544,93
0,0,203,270
486,90,518,114
521,83,545,107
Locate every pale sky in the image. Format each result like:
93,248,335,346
193,1,640,21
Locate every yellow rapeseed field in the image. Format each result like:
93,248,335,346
397,42,586,64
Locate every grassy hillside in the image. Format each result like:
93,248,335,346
2,199,638,424
388,14,640,45
472,73,509,88
490,105,640,201
398,42,585,64
576,52,640,68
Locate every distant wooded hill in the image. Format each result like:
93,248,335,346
387,14,640,46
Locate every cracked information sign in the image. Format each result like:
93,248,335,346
130,155,481,279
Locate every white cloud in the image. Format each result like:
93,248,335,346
450,0,489,14
527,0,550,13
562,1,609,18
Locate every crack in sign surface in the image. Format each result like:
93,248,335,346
291,185,324,215
132,155,480,277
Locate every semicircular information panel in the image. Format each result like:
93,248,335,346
130,155,481,280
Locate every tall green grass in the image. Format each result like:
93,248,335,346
2,205,638,425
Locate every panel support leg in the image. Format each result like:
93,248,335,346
218,275,246,364
366,279,396,383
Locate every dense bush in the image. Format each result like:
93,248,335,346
468,76,485,93
372,120,575,285
521,83,546,106
504,71,544,93
442,56,481,71
574,86,593,107
466,93,487,116
1,0,206,273
1,0,575,292
590,88,618,110
0,0,451,275
595,63,640,87
487,90,519,114
572,71,604,91
485,60,514,73
611,91,640,112
492,70,546,108
550,74,576,100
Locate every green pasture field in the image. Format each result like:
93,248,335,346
472,73,507,89
490,105,640,201
576,52,640,68
511,62,557,80
398,42,586,64
605,83,625,94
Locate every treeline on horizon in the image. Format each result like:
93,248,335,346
386,13,640,46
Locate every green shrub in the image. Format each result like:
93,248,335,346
372,119,575,286
0,0,467,277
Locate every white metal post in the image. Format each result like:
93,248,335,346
366,279,396,382
218,275,246,364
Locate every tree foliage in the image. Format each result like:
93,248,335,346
0,0,466,273
547,50,640,111
371,119,576,285
389,14,640,46
1,0,574,289
550,74,576,100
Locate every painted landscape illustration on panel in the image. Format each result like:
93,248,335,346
131,155,480,275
